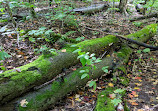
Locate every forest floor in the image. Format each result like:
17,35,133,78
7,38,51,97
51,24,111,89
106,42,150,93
0,1,158,111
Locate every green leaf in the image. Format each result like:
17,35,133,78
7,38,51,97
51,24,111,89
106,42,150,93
0,25,7,32
143,48,150,53
28,30,37,35
87,59,93,65
73,49,82,53
80,57,87,66
80,70,86,73
29,37,36,42
0,66,5,70
81,73,89,79
137,50,141,54
0,51,11,60
85,69,89,73
111,98,122,106
84,54,89,60
89,81,96,90
39,27,46,31
90,53,95,57
102,66,109,73
114,88,125,93
95,58,102,63
71,45,77,47
92,57,96,60
93,65,97,70
78,51,85,56
93,82,96,90
45,30,53,35
76,38,81,41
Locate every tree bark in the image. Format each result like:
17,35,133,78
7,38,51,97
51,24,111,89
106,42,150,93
0,24,157,111
119,0,128,15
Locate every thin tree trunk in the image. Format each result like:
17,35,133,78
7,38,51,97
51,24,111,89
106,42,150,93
119,0,128,15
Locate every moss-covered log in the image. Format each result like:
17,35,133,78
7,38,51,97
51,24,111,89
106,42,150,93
0,35,118,105
95,23,158,111
1,46,132,111
0,24,157,111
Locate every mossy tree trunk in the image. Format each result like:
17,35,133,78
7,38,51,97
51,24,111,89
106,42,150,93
0,24,157,111
0,35,118,105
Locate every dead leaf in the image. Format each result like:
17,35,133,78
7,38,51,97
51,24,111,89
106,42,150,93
135,83,142,86
128,94,134,98
128,100,138,106
134,87,140,90
137,109,143,111
97,87,102,90
75,97,81,102
135,77,142,80
18,51,25,55
61,49,66,52
72,68,76,71
7,34,13,38
108,83,114,87
109,93,116,99
15,68,21,72
20,99,28,107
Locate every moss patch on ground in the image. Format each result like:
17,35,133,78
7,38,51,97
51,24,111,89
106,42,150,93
95,87,116,111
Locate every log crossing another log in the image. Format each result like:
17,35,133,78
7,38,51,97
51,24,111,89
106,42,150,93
0,24,157,111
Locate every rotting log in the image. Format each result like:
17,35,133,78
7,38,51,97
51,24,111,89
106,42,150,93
130,12,158,22
0,24,157,111
0,46,132,111
95,23,158,111
71,4,108,13
0,35,118,105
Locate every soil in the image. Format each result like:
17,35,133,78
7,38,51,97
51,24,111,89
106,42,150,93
0,1,158,111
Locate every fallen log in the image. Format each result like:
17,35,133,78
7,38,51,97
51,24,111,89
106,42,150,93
0,46,132,111
0,35,118,105
130,12,158,22
0,23,157,111
71,4,108,13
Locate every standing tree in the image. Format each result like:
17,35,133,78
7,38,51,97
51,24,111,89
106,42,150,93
119,0,128,15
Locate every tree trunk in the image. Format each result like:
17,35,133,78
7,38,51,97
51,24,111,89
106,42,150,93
119,0,128,15
0,35,118,105
0,24,157,111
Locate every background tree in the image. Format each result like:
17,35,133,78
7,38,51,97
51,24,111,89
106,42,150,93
119,0,128,15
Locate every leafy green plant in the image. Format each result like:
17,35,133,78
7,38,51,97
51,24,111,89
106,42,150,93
51,6,78,28
26,27,61,43
75,37,85,41
110,88,125,106
133,22,142,27
0,46,11,70
102,66,109,73
143,48,150,53
0,46,11,61
72,46,102,90
34,45,56,55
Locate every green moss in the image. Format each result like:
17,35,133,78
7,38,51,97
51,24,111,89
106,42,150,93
63,35,118,53
126,24,157,41
117,65,126,74
116,45,132,63
119,77,129,86
0,19,8,22
95,87,116,111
